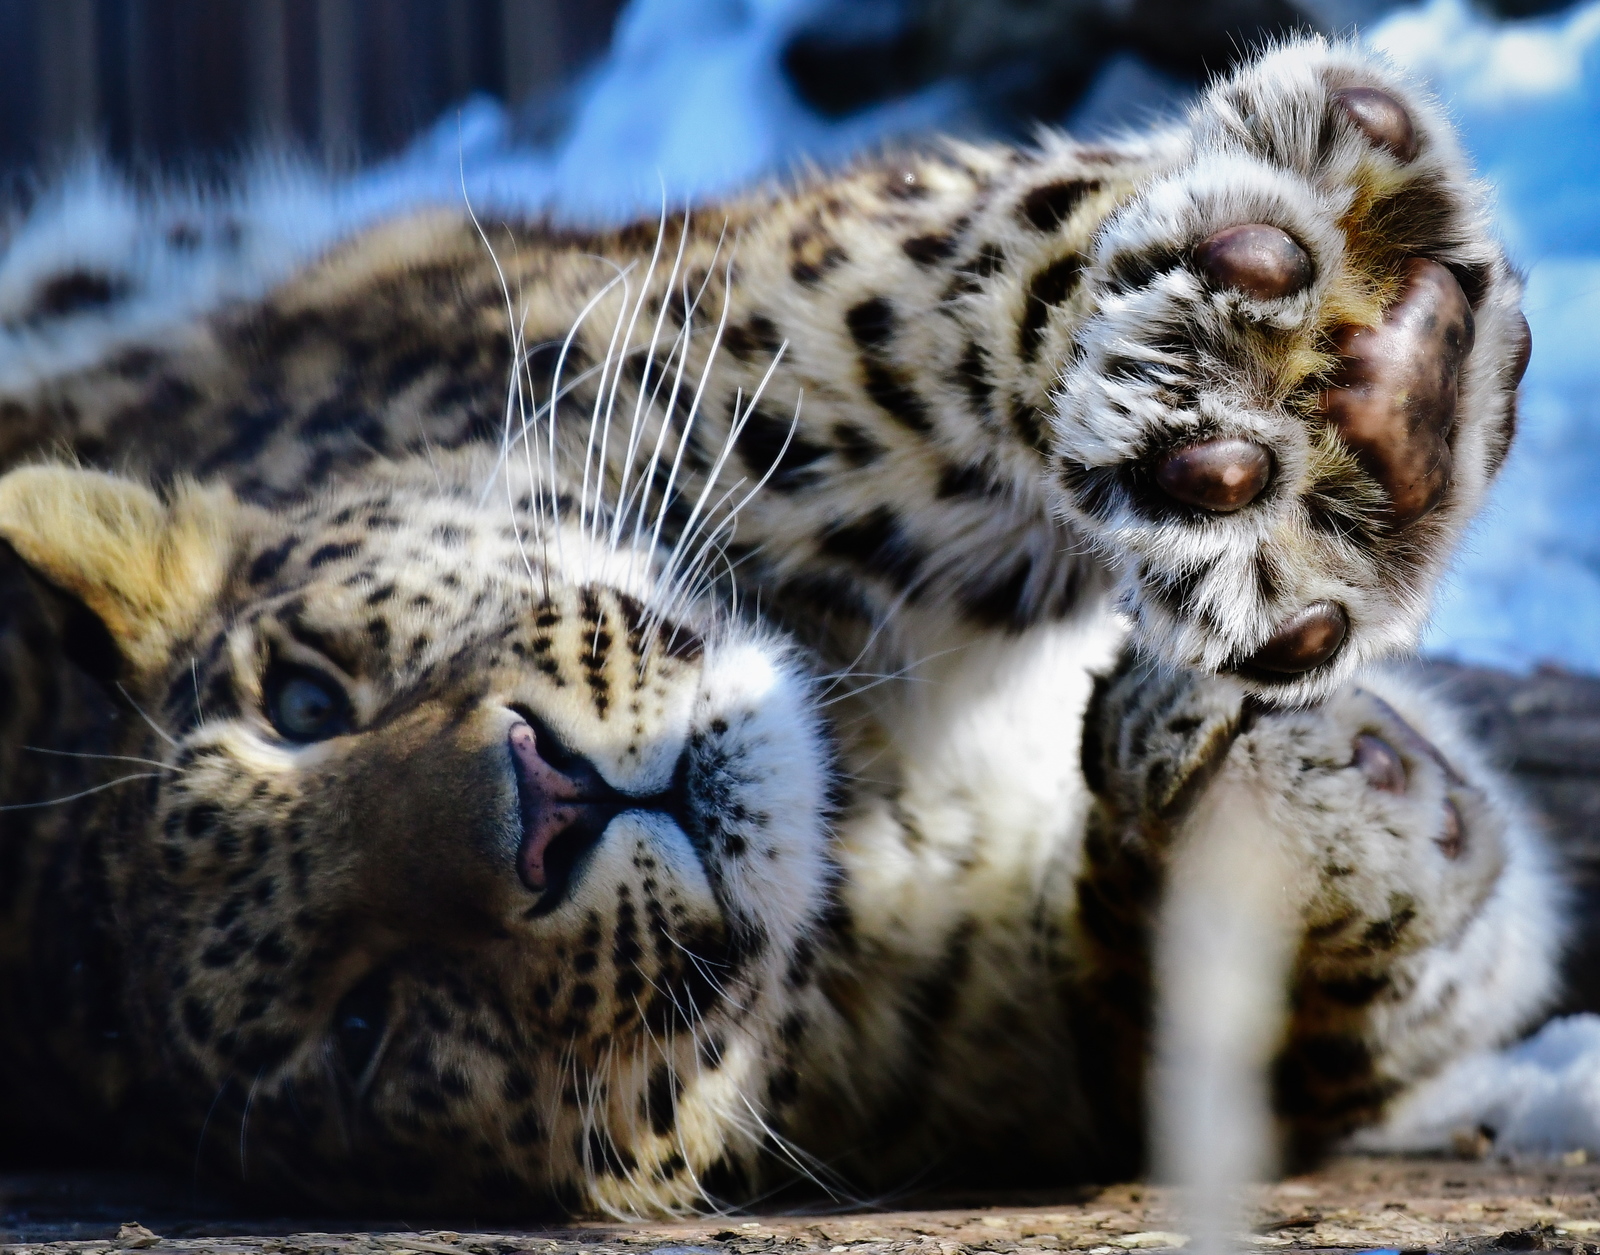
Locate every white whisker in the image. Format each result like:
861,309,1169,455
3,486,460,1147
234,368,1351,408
21,745,178,771
116,682,181,748
580,261,637,549
613,200,693,573
0,772,164,811
653,377,797,637
643,226,732,570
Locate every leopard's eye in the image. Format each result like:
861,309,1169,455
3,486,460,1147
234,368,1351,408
266,668,351,742
333,970,390,1082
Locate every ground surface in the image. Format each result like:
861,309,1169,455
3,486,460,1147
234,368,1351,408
7,1157,1600,1255
4,666,1597,1255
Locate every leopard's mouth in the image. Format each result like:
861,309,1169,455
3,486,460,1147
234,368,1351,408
507,709,689,915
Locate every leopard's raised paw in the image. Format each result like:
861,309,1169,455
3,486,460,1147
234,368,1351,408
1051,39,1530,704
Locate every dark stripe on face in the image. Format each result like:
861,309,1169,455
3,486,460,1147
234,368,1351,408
962,556,1034,629
832,422,885,467
903,232,959,265
862,362,933,433
722,314,785,361
248,537,298,585
846,297,895,351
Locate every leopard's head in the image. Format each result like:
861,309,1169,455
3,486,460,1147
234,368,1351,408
0,457,834,1215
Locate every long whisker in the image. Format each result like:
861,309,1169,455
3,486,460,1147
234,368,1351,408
21,745,178,771
0,773,164,811
812,645,967,709
624,229,723,584
644,379,798,661
613,196,691,572
593,207,671,557
626,239,704,558
503,318,543,589
239,1067,265,1178
643,225,731,567
191,658,205,726
116,682,181,748
638,313,743,653
731,1089,862,1206
655,379,795,623
192,1076,233,1195
459,137,538,550
580,260,639,547
545,262,632,571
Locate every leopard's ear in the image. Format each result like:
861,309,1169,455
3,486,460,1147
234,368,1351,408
0,466,241,679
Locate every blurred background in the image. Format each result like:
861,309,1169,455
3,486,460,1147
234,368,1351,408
0,8,1597,638
0,0,1581,177
0,0,1598,994
0,0,629,175
1,0,1593,679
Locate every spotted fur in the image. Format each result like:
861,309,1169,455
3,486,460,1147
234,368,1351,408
0,39,1559,1216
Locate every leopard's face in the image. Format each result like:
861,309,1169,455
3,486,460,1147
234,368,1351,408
102,465,834,1215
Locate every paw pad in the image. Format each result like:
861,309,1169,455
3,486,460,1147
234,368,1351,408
1155,439,1271,512
1242,601,1348,676
1332,86,1419,163
1353,732,1406,793
1195,224,1312,300
1437,799,1464,859
1318,259,1474,526
1508,311,1533,387
1055,46,1525,700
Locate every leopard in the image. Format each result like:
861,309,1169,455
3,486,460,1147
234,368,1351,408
0,38,1561,1219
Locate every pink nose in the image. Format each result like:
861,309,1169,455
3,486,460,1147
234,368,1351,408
508,722,593,892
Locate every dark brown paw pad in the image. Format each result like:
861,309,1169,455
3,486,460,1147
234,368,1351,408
1155,438,1272,512
1333,86,1419,163
1318,258,1474,526
1240,602,1348,677
1196,224,1313,300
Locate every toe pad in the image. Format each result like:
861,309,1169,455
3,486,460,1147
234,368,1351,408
1155,439,1272,513
1196,224,1313,300
1240,602,1349,677
1333,86,1419,162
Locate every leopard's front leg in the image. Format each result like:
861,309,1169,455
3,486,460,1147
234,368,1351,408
514,38,1522,698
1046,40,1530,701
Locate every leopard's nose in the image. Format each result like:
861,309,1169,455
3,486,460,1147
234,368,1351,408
506,715,692,909
512,720,604,896
508,718,618,904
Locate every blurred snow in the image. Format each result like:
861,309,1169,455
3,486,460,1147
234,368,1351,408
357,0,968,225
1367,1,1600,671
359,0,1600,671
1066,53,1193,137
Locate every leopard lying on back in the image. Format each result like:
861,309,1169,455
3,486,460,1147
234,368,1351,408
0,38,1560,1217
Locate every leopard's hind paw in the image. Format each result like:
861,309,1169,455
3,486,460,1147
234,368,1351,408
1053,39,1529,704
